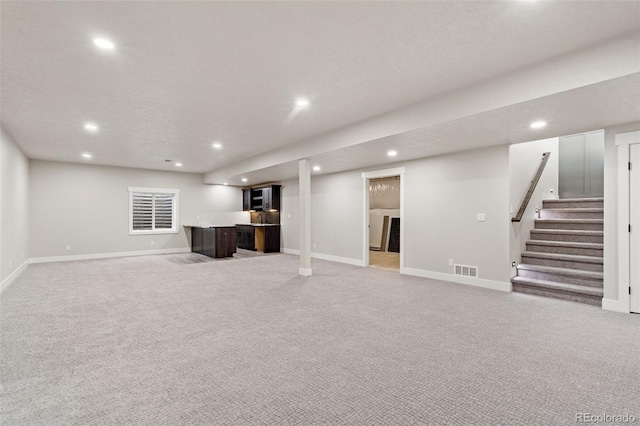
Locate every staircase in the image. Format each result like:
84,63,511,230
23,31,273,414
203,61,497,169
512,198,603,306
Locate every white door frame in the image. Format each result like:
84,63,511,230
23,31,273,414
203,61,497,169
362,167,405,270
615,131,640,313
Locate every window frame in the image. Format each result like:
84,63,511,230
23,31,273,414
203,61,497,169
128,187,180,235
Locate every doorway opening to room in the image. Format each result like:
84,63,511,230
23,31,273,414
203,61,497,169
363,168,405,272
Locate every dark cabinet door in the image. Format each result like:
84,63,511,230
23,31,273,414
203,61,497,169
263,226,281,253
263,187,272,210
242,190,251,211
237,226,255,250
201,228,216,257
270,185,281,211
191,227,203,254
215,228,236,258
245,227,255,250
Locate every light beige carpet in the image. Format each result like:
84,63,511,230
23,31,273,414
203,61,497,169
1,253,639,425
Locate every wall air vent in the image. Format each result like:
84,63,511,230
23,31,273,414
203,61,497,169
454,264,478,278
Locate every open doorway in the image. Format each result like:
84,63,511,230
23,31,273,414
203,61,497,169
362,168,405,272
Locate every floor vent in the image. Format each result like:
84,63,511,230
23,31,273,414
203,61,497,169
454,264,478,278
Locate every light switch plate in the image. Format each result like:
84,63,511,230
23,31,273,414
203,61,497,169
476,213,486,222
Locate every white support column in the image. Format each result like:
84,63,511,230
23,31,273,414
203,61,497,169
299,159,312,276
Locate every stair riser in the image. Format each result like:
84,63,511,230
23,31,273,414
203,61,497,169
525,243,603,257
516,269,603,288
535,221,603,231
539,211,603,220
521,256,603,272
542,200,603,209
513,283,601,306
529,232,603,244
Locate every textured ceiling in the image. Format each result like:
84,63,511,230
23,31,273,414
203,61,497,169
2,1,640,177
231,74,640,185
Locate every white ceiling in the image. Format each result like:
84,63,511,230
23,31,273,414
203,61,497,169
2,1,640,180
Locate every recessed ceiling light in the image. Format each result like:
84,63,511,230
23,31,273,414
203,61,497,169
175,163,183,167
241,178,248,182
84,123,98,132
212,142,223,149
313,165,321,172
530,121,547,129
223,182,229,186
387,150,398,157
82,153,92,159
93,38,115,50
296,98,310,107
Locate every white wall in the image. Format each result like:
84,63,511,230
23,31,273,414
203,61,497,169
403,145,510,282
280,170,364,260
603,121,640,302
0,128,30,284
29,160,248,259
509,137,559,277
280,144,511,284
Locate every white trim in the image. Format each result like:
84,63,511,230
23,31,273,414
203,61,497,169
362,167,406,179
614,130,640,146
29,248,191,264
0,260,29,293
299,268,312,276
282,248,365,267
401,267,512,292
362,167,405,270
127,187,181,194
602,298,630,314
617,141,632,313
363,176,370,267
310,252,366,267
128,187,180,235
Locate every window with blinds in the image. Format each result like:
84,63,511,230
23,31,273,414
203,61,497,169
128,187,179,234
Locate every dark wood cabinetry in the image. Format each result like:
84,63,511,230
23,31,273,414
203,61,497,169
242,185,281,211
259,226,281,253
236,225,255,250
235,224,280,253
242,189,251,211
191,226,236,258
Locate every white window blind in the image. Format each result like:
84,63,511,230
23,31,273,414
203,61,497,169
128,187,179,235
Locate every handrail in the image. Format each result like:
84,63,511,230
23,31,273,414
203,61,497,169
512,152,551,222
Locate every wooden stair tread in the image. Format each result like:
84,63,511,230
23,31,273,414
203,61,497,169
530,229,603,235
535,219,603,223
525,240,603,249
540,208,603,213
544,197,604,202
512,276,603,297
516,263,603,279
521,251,603,263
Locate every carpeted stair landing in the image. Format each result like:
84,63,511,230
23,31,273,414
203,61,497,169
512,198,603,305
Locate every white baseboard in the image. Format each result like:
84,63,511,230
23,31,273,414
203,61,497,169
29,247,191,264
602,298,630,313
310,252,365,267
299,268,312,276
281,248,365,267
0,259,30,294
401,267,512,292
